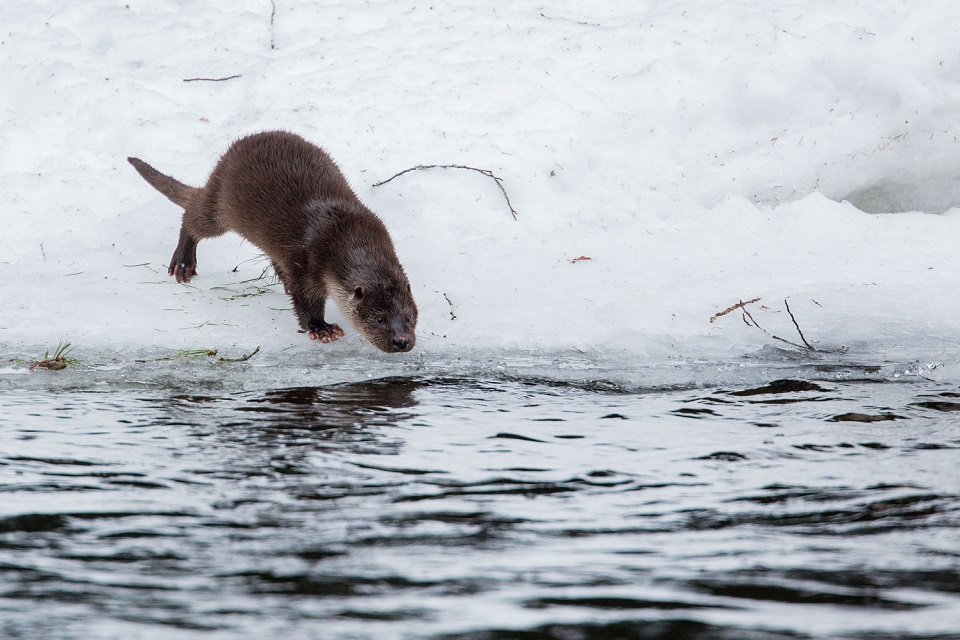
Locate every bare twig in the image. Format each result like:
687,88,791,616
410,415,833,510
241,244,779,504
183,75,242,83
725,298,838,353
739,300,811,351
30,358,67,371
373,164,518,220
710,296,762,323
270,0,277,49
784,299,816,350
538,11,602,27
135,348,217,363
442,293,457,321
219,346,261,362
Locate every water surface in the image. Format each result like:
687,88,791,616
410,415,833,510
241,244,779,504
1,376,959,639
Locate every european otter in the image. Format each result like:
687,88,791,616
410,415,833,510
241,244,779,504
128,131,417,353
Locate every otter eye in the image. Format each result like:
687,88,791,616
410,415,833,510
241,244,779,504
376,317,384,325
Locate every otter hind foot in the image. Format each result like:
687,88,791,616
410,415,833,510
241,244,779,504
306,321,345,343
169,260,197,283
169,228,198,283
168,253,198,283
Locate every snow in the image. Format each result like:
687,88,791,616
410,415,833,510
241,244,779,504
3,0,960,388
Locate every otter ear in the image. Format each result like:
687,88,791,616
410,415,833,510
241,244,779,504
353,286,364,300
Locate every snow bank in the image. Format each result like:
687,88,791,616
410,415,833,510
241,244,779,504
3,0,960,388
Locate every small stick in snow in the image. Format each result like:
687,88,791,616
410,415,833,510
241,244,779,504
183,75,242,83
738,300,811,352
373,164,518,220
270,0,277,50
538,11,602,27
218,346,261,362
443,293,457,321
710,297,762,323
784,299,816,351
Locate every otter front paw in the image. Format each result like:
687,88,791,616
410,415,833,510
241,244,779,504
305,321,345,343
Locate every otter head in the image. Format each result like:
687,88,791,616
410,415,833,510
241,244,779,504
344,278,418,353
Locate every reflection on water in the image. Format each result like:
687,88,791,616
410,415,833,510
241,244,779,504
1,377,959,639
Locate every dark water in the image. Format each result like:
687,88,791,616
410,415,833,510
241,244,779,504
1,376,959,639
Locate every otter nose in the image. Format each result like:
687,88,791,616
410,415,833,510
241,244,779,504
392,336,410,351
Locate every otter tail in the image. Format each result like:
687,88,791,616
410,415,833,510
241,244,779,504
127,157,198,208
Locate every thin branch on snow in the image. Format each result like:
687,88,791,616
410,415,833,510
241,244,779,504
717,298,830,353
538,11,602,27
270,0,277,50
218,346,261,363
442,293,457,321
710,297,761,323
743,309,810,351
373,164,518,220
183,75,242,83
784,299,816,351
738,301,811,351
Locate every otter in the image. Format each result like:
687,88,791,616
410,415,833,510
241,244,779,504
128,130,417,353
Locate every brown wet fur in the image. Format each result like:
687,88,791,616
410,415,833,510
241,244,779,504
128,131,418,353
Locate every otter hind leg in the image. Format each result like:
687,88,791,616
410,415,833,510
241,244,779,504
271,260,292,295
169,185,228,283
169,224,198,283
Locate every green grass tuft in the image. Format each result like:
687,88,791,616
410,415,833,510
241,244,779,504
30,340,80,371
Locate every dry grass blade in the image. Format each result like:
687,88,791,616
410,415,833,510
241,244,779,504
177,349,218,358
